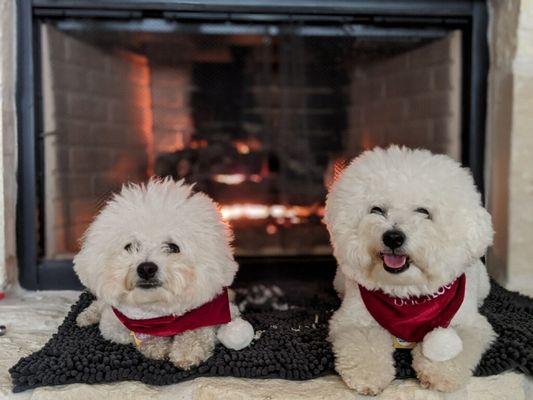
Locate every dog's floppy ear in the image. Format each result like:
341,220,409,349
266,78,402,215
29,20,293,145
220,258,239,287
73,245,96,292
465,206,494,260
73,229,106,293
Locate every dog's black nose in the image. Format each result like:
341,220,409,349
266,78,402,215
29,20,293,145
137,262,158,280
382,229,406,249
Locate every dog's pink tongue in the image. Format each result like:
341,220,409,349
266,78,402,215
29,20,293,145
383,254,407,269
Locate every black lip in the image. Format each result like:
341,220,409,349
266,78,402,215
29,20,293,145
383,261,410,274
136,281,162,289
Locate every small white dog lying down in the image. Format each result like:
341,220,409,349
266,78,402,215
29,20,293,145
325,146,495,395
74,179,254,369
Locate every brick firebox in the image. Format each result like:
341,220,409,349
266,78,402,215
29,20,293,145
38,25,463,259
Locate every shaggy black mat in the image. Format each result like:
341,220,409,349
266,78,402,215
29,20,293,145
9,281,533,392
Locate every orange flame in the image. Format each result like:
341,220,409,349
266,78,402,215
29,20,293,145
220,204,324,222
212,174,247,185
234,142,250,154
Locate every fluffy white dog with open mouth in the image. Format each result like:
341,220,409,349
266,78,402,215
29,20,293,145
74,178,253,369
325,146,495,395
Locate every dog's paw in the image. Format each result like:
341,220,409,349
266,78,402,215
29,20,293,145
412,345,470,392
340,371,392,396
138,338,171,361
168,343,213,370
336,360,394,396
331,325,395,396
168,327,216,370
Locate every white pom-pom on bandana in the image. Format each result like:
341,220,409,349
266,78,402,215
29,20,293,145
422,327,463,362
217,317,254,350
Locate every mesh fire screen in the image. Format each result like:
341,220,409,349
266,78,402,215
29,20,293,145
39,19,462,259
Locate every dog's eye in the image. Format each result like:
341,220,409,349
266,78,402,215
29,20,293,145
415,207,431,219
124,243,133,252
370,206,386,216
165,242,180,254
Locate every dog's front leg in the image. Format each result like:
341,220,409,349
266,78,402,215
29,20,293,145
137,336,172,360
99,306,132,344
168,326,216,370
330,322,395,396
412,314,495,392
76,298,104,327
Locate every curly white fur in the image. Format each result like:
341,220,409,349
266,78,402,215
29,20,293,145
326,146,496,394
74,178,252,368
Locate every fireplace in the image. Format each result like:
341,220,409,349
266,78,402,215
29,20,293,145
17,1,488,289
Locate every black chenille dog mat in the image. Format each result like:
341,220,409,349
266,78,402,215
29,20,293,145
9,280,533,392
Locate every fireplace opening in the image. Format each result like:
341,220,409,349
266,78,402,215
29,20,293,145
39,19,462,261
17,0,488,290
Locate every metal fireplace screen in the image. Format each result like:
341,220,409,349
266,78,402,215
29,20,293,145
39,18,461,259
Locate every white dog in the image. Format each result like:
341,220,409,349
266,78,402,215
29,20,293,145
74,178,253,369
325,146,495,394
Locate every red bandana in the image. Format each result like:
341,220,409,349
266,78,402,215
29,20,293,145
112,287,231,337
359,274,466,342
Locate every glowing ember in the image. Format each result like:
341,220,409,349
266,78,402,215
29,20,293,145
220,204,269,220
213,174,247,185
212,173,264,185
189,139,208,149
233,139,262,154
249,174,262,183
266,223,278,235
234,141,250,154
270,205,292,219
220,204,324,222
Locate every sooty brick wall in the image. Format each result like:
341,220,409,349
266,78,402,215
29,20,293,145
345,31,462,160
42,26,152,258
147,41,195,156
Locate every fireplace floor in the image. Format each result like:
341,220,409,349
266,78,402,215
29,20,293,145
1,289,531,400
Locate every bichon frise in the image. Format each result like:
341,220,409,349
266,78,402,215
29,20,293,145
74,178,253,369
325,146,495,394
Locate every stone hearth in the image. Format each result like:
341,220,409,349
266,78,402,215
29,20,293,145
1,290,532,400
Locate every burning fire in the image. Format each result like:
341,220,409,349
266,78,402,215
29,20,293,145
189,139,208,149
220,204,324,222
210,140,268,185
266,223,278,235
233,139,262,154
212,174,247,185
212,173,263,185
234,142,250,154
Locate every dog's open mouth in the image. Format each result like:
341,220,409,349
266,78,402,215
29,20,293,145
135,280,162,289
381,252,410,274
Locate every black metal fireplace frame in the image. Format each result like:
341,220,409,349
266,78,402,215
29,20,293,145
16,0,489,290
